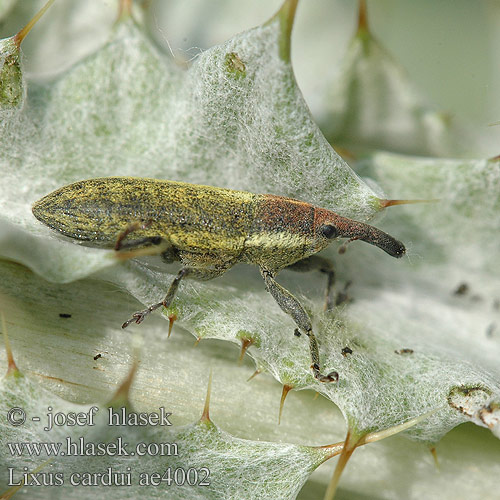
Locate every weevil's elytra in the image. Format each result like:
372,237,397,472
33,177,406,383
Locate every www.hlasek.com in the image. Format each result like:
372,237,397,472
4,406,211,488
8,435,179,457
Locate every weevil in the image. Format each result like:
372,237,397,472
32,177,405,382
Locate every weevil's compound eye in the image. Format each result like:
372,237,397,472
319,224,338,239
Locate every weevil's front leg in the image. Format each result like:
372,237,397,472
122,268,191,328
260,269,338,383
286,255,335,311
114,220,170,258
115,220,152,250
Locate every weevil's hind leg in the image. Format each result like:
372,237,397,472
122,268,191,328
260,269,338,383
286,255,335,311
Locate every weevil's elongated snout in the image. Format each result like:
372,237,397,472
315,208,406,258
337,219,406,258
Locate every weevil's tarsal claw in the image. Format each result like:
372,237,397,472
312,363,339,383
122,313,144,329
122,303,163,328
122,268,188,330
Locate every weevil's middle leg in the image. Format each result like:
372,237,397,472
260,269,338,383
286,255,335,311
122,268,191,328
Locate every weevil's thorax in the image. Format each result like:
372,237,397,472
243,194,324,272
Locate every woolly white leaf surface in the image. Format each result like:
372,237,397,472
0,35,24,116
0,0,117,77
0,0,499,441
1,2,500,499
0,354,332,499
1,257,500,500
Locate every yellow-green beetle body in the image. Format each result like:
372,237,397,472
33,177,404,273
33,177,405,383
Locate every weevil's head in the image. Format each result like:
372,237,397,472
312,208,406,258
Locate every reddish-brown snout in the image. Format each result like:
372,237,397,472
315,208,406,258
336,218,405,258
